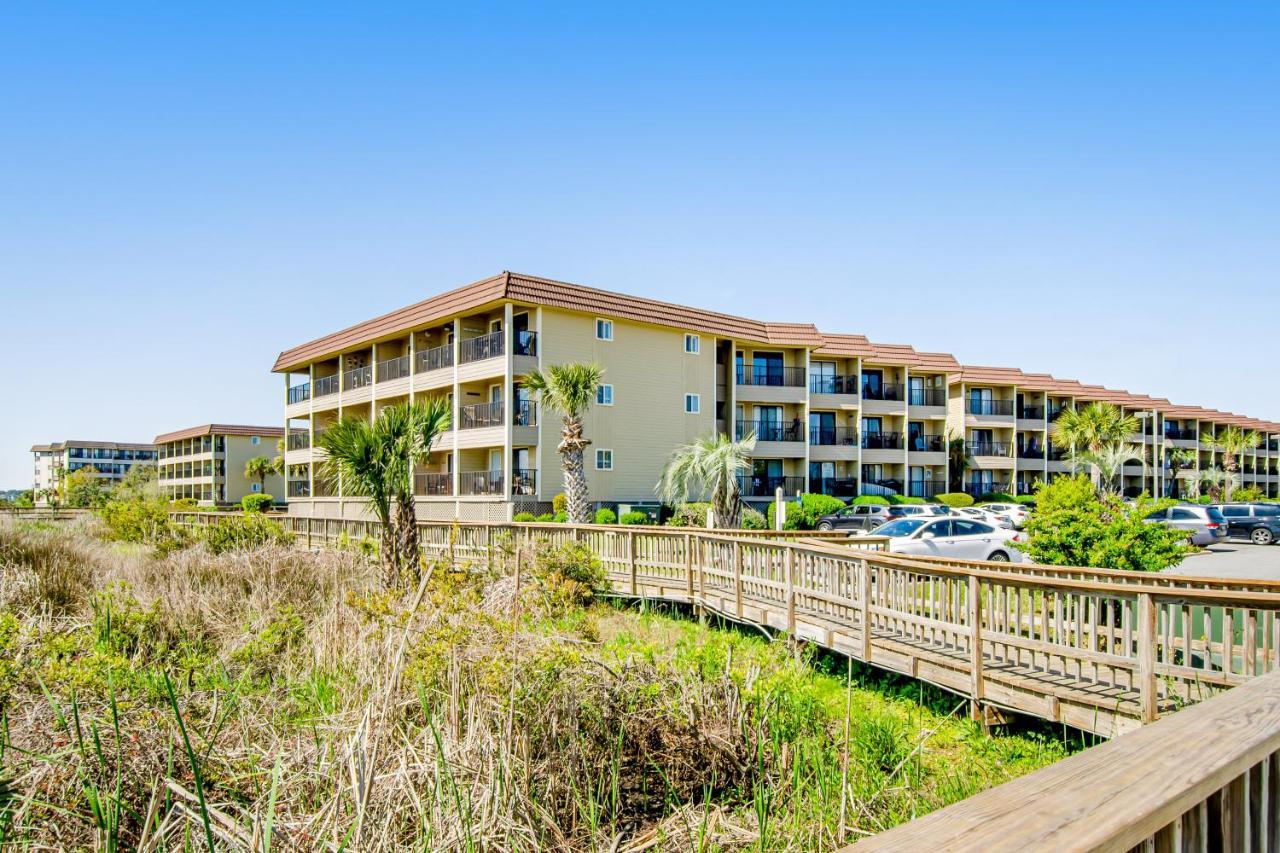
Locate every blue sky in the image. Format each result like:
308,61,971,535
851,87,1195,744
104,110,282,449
1,3,1277,488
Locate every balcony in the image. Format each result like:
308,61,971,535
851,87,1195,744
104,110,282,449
287,383,311,405
459,400,504,430
314,375,340,398
967,441,1012,457
459,470,505,496
812,476,859,498
287,431,310,451
414,472,453,496
738,474,805,498
809,426,859,446
512,400,538,428
966,399,1015,417
862,383,904,402
1017,445,1046,459
1047,445,1069,461
459,331,503,365
377,354,411,383
963,481,1011,497
908,479,946,499
514,330,538,357
287,480,311,498
511,468,538,496
415,342,454,374
908,388,947,407
908,434,945,453
1018,406,1045,420
343,364,372,391
736,364,806,388
862,432,904,450
862,478,904,496
736,419,804,443
809,375,858,396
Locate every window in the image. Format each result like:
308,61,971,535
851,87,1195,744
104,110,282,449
251,436,260,445
685,393,700,414
920,520,953,538
252,483,261,493
596,449,614,470
595,319,613,341
597,384,614,406
1170,508,1198,521
684,334,700,354
1222,506,1250,518
953,520,993,536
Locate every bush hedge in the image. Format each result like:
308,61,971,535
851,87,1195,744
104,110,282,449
513,512,537,522
852,495,889,506
620,511,650,525
665,502,711,527
594,508,618,525
741,508,767,529
976,492,1016,504
241,494,274,513
935,492,974,508
767,493,846,530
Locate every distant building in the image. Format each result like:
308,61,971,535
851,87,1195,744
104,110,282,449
154,424,285,505
30,440,157,504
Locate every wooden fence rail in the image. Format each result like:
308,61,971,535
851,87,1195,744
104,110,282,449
164,512,1280,737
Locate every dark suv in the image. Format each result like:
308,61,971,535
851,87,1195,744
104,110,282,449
1211,503,1280,545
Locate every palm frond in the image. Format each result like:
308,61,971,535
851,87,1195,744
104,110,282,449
525,363,605,417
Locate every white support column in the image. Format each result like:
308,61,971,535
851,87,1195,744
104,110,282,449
855,356,863,496
502,302,514,519
451,317,462,517
802,346,811,494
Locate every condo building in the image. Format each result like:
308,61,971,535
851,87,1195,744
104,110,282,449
30,440,156,503
155,424,285,505
273,272,1280,521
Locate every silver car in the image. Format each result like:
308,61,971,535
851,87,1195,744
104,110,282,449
1144,505,1228,546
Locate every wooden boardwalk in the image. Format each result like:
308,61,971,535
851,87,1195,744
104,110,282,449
178,514,1280,738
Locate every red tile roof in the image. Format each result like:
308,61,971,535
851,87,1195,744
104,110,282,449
155,424,285,444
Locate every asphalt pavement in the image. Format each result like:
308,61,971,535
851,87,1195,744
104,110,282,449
1163,541,1280,581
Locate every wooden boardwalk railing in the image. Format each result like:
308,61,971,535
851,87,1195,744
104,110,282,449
847,666,1280,852
170,514,1280,738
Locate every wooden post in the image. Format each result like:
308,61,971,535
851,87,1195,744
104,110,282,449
1138,592,1158,723
860,559,873,663
968,574,984,719
785,545,797,637
733,541,743,619
683,533,694,602
628,529,638,596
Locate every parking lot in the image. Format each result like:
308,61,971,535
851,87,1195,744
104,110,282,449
1164,542,1280,581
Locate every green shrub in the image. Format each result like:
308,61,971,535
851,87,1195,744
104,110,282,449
852,495,889,506
665,502,711,527
892,496,926,505
241,494,273,513
740,507,767,529
170,498,198,511
767,493,846,530
594,507,618,525
977,492,1016,504
534,512,556,522
553,511,569,523
201,514,293,555
99,497,180,548
1017,476,1191,572
620,511,650,525
530,541,606,606
1230,486,1266,503
1014,494,1038,505
936,492,974,508
513,512,537,522
552,493,568,515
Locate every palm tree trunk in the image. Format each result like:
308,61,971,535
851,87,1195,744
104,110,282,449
396,497,420,584
378,516,399,588
560,415,592,524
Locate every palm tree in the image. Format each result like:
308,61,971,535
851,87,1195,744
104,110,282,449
657,433,757,528
1069,443,1143,494
1192,467,1237,503
1165,447,1197,500
1051,402,1140,487
316,399,451,586
243,455,277,495
1205,426,1260,501
946,430,971,492
525,362,604,524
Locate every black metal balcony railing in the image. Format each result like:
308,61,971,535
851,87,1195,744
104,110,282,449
377,354,411,382
966,399,1015,416
459,400,504,430
1015,480,1043,495
908,479,946,499
287,432,310,451
736,419,804,442
1164,428,1197,441
1048,407,1068,422
908,388,947,407
1017,445,1045,459
862,432,904,450
459,331,504,365
1019,406,1045,420
414,472,453,496
862,478,904,496
416,342,454,374
1047,445,1069,461
511,468,537,496
963,481,1011,497
314,375,340,397
908,434,945,453
737,475,805,498
512,400,538,427
812,477,860,498
967,441,1012,456
809,375,858,395
863,383,904,402
459,470,504,496
343,364,372,390
287,480,311,498
809,426,859,446
514,330,538,357
736,365,807,388
288,383,311,405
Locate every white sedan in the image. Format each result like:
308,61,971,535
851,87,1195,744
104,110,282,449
951,506,1015,529
871,517,1027,562
977,502,1030,529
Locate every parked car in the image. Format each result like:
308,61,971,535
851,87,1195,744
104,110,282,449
1144,505,1228,546
815,504,892,532
977,502,1031,529
951,506,1015,529
884,503,950,520
1210,503,1280,545
869,517,1027,562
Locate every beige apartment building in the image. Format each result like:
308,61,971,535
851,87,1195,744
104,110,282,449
273,272,1280,521
30,440,156,504
155,424,285,505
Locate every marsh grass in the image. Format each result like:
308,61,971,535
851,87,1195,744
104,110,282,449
0,519,1074,850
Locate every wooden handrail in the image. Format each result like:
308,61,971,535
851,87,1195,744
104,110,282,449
846,667,1280,851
